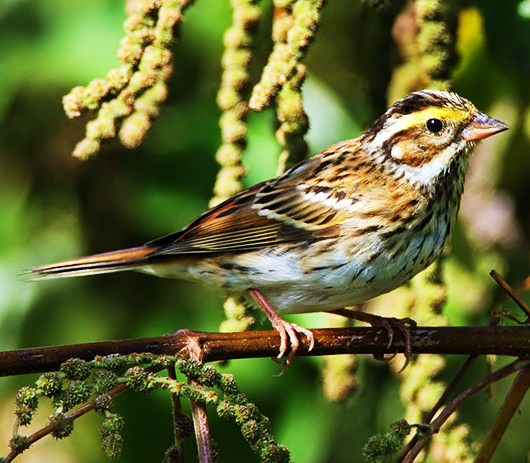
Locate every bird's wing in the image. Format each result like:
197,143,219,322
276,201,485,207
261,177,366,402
148,155,360,256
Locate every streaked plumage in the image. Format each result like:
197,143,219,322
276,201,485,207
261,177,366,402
27,90,509,362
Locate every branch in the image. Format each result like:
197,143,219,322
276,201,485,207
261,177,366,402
189,377,216,463
490,269,530,320
2,326,530,377
399,358,530,463
474,364,530,462
395,354,479,460
4,383,129,463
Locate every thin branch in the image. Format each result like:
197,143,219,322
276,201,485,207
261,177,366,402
4,383,128,463
400,359,530,463
395,354,479,462
3,326,530,377
474,364,530,462
6,362,170,462
189,378,216,463
490,269,530,320
168,363,186,463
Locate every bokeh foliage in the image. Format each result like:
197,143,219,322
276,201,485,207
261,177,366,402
1,1,530,462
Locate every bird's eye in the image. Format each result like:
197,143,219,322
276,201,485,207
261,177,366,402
426,118,444,133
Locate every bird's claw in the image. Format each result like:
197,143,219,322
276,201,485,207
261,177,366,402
272,319,314,372
378,316,416,371
332,309,416,370
248,288,314,373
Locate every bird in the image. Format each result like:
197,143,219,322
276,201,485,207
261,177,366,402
27,90,509,365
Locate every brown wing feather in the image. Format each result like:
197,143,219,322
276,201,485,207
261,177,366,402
148,149,361,256
148,183,316,254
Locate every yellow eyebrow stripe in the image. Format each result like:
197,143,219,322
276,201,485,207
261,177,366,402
390,107,469,133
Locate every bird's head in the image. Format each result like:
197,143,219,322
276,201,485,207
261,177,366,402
365,90,509,188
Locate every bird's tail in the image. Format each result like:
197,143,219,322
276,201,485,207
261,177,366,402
23,246,159,280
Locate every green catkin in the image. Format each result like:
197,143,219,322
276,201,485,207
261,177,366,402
66,0,194,159
213,0,261,334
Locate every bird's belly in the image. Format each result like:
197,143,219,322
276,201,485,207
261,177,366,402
255,241,445,313
143,227,448,314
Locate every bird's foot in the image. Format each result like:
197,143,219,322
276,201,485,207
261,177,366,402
332,308,416,370
249,289,314,371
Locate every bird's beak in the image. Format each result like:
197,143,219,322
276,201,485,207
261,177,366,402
462,112,509,141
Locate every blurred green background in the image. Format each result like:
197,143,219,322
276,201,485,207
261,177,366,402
1,1,530,462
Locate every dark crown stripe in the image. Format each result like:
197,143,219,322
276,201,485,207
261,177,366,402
391,92,451,116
